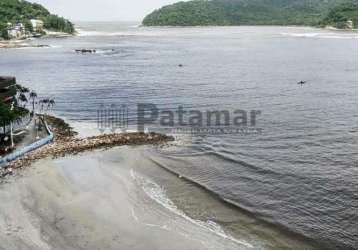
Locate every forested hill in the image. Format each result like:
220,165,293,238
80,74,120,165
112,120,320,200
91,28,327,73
142,0,358,28
321,0,358,28
0,0,74,39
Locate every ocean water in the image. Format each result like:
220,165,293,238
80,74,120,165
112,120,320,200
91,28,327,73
0,22,357,249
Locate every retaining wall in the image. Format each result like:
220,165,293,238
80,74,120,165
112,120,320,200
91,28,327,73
0,117,53,167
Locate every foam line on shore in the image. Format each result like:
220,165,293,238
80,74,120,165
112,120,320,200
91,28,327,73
130,169,253,249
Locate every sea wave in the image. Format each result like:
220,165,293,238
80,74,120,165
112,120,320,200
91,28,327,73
130,169,253,249
77,29,127,37
76,28,159,37
281,32,358,39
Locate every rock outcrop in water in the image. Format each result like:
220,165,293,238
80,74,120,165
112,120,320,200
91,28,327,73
75,49,96,54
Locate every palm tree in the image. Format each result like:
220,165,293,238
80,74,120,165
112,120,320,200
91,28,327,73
38,98,55,117
18,93,28,108
39,98,50,114
16,85,30,93
21,87,30,93
29,91,37,115
49,99,55,109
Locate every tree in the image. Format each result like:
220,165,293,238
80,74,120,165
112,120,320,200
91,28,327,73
18,93,28,107
16,84,29,108
29,91,37,114
16,85,30,93
49,99,55,109
0,102,16,134
142,0,349,27
0,22,9,40
0,0,74,39
24,19,33,33
42,15,75,34
0,101,27,135
39,98,55,115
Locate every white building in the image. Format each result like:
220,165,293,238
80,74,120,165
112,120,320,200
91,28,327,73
7,23,26,39
346,20,354,29
30,19,44,32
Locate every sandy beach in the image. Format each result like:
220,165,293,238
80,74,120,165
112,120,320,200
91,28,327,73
0,145,321,250
0,30,73,49
0,114,321,250
0,40,28,49
0,149,248,250
0,40,50,49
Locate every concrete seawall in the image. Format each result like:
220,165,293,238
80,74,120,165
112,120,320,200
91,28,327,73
0,117,54,168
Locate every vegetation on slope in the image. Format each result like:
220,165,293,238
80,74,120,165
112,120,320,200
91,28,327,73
0,0,74,39
320,0,358,28
41,15,75,34
143,0,356,28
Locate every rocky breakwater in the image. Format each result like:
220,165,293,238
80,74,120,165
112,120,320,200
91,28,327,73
0,115,174,178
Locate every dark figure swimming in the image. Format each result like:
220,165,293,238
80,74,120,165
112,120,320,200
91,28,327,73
297,81,306,85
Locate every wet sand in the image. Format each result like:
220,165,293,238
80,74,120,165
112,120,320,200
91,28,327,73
0,146,321,250
0,150,246,250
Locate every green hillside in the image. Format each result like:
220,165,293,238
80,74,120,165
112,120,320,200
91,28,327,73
142,0,355,28
0,0,74,39
321,0,358,28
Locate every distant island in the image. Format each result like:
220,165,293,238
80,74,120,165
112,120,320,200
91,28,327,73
0,0,74,41
142,0,358,29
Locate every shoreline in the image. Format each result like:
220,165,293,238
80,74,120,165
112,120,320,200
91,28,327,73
0,30,75,49
0,39,50,49
142,23,357,31
0,149,254,250
0,115,174,177
0,39,33,49
0,116,321,250
1,24,356,49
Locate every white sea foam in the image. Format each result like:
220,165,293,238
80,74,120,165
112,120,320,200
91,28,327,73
48,45,62,48
76,28,162,37
281,32,358,39
281,32,320,38
70,121,137,138
77,29,127,37
130,170,253,249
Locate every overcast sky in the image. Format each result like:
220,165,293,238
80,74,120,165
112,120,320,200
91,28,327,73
30,0,180,21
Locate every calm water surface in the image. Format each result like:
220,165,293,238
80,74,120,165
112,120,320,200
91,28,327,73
0,22,357,249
